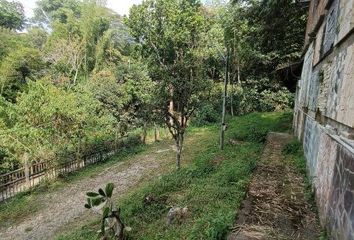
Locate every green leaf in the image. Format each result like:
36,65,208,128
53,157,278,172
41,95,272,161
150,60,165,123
98,188,106,197
105,183,114,198
102,207,110,218
84,203,91,209
86,192,99,197
91,197,104,206
101,219,105,235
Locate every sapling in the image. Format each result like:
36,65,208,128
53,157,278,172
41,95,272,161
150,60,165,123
84,183,130,240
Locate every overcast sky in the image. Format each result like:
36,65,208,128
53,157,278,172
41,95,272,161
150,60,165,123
18,0,143,18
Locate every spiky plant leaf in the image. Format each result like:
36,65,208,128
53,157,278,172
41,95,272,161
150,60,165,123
98,188,106,197
87,192,99,197
91,197,104,206
102,207,110,218
105,183,114,198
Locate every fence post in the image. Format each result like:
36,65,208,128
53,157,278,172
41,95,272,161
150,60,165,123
23,153,30,189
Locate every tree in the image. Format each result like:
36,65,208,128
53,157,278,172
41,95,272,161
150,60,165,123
232,0,307,77
0,0,25,30
0,79,117,166
88,60,154,138
0,47,45,101
127,0,211,169
0,27,24,62
45,37,85,85
25,27,48,49
31,0,81,27
40,0,125,84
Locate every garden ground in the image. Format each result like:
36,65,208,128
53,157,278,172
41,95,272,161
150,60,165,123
0,112,324,239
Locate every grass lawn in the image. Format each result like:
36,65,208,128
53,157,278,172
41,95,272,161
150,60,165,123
56,111,293,240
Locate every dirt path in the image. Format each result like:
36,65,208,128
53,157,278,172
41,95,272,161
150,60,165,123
228,132,321,240
0,144,173,240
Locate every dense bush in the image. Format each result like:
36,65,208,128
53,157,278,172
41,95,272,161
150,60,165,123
192,104,219,126
232,126,268,143
0,148,20,175
259,88,294,112
0,1,155,174
229,78,294,116
197,78,294,124
123,135,142,147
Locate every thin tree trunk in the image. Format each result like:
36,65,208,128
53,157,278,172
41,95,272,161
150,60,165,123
169,88,174,126
176,144,181,169
84,52,87,81
73,68,79,85
142,122,147,144
220,49,229,150
175,133,184,169
23,153,30,189
237,62,241,86
154,126,157,142
230,70,234,117
154,124,160,142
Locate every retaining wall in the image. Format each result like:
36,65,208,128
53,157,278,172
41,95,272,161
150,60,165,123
294,0,354,239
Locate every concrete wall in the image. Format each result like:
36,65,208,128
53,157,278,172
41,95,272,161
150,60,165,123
294,0,354,239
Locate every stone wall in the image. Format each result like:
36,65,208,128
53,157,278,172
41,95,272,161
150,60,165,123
304,0,328,47
294,0,354,239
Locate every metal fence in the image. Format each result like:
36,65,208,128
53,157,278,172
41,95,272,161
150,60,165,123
0,136,140,202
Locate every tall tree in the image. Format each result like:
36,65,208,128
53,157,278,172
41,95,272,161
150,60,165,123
31,0,81,27
0,0,25,30
0,47,44,102
127,0,211,169
237,0,307,77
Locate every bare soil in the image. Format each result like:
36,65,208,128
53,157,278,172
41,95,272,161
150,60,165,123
0,143,173,240
228,132,321,240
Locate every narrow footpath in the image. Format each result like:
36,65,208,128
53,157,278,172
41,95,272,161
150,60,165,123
228,132,321,240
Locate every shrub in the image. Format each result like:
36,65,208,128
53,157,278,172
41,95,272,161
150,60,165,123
259,88,294,112
232,126,269,144
0,148,20,175
124,134,142,147
192,104,219,126
247,128,269,143
229,78,294,116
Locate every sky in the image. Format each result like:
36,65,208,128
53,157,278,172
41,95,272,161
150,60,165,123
18,0,143,18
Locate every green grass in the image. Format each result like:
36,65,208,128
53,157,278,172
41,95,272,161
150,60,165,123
56,111,293,240
282,138,329,240
282,139,315,207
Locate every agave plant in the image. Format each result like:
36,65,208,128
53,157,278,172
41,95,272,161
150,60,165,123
85,183,128,240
